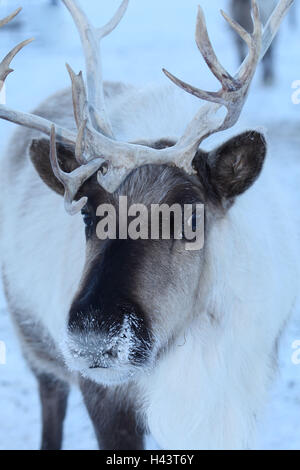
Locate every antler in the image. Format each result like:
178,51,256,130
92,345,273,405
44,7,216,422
97,0,293,191
0,8,33,89
49,125,103,214
66,0,294,194
0,0,294,214
161,0,263,149
62,0,129,137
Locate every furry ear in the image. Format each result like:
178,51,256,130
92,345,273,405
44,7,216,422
29,139,78,196
193,131,267,206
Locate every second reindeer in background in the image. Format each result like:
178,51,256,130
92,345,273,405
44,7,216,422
230,0,278,84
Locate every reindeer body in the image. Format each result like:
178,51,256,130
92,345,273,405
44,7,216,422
0,0,295,451
1,81,300,450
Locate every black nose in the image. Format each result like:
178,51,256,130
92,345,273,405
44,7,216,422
69,342,122,370
68,298,142,334
68,298,152,368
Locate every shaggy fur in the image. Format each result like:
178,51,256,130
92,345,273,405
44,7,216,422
1,81,300,450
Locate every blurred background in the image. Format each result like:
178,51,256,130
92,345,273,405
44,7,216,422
0,0,300,450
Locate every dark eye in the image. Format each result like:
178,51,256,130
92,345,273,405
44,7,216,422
83,214,93,227
182,211,197,240
81,210,94,228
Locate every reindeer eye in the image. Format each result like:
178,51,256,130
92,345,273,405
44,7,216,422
83,214,93,227
81,210,94,228
83,215,94,227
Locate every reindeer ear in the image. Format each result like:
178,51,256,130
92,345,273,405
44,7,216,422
193,131,266,206
29,139,78,196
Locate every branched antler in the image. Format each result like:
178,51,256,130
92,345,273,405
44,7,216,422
62,0,129,137
0,8,33,89
0,0,294,213
50,125,103,215
163,0,262,147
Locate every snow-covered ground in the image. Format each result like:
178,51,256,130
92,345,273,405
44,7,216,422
0,0,300,450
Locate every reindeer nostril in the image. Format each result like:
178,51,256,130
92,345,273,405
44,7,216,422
89,363,109,370
87,347,120,370
103,347,118,359
68,300,152,370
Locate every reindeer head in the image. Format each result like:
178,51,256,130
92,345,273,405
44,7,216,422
0,0,292,385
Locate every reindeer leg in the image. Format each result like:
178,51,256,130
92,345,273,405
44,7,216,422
38,373,70,450
2,268,70,451
79,377,145,450
262,44,275,86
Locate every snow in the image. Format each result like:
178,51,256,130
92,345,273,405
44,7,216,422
0,0,300,450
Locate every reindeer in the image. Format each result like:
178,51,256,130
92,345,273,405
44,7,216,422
0,0,296,450
230,0,278,84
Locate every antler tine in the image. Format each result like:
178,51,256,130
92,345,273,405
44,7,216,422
0,7,22,28
49,125,104,215
0,38,34,86
0,8,77,145
162,4,246,107
66,64,88,129
0,102,78,142
0,8,34,87
62,0,112,137
66,64,96,165
235,0,262,85
96,0,129,40
162,68,226,106
261,0,294,60
195,6,235,89
220,11,252,48
50,125,87,214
